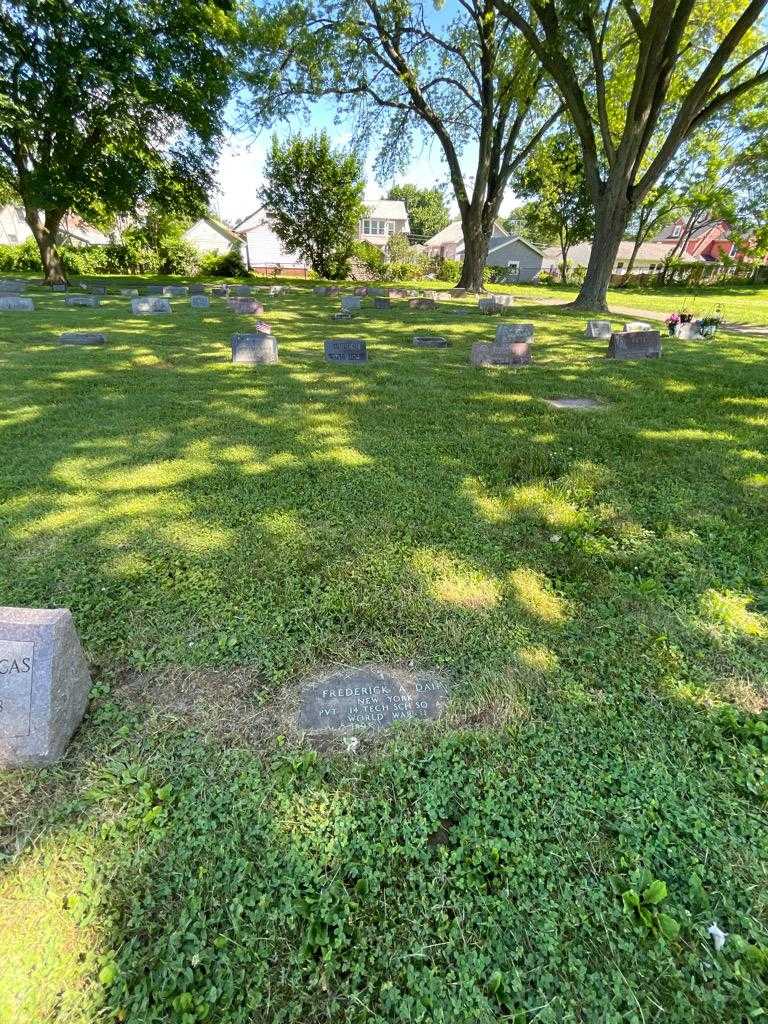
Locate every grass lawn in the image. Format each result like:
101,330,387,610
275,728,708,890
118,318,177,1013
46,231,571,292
509,278,768,326
1,276,767,1023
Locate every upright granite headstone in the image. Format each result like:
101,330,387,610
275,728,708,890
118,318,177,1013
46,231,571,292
450,288,467,298
190,295,210,309
313,285,329,296
132,297,171,314
410,297,436,310
50,282,68,292
624,320,653,332
0,279,27,293
211,285,228,297
0,296,34,311
228,298,264,314
478,298,501,315
188,284,207,295
0,607,91,767
369,287,389,298
353,286,368,297
324,338,368,363
269,285,287,297
231,333,278,365
145,285,164,295
492,294,515,308
65,294,100,307
374,297,391,310
58,332,106,346
495,323,534,343
298,665,449,734
327,286,341,297
120,288,139,297
166,285,188,297
585,319,612,339
89,284,107,295
675,321,701,340
471,340,532,367
342,295,362,312
413,334,449,348
231,285,252,297
607,330,662,360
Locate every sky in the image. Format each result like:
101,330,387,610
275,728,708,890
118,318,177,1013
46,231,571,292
211,98,519,226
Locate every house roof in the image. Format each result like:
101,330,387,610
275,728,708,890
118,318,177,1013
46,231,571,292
425,219,509,248
59,213,109,246
487,235,544,258
365,199,409,222
187,215,243,244
544,240,687,268
233,207,270,233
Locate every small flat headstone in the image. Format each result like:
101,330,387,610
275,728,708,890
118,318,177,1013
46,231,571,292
624,320,653,332
369,287,389,297
492,294,515,307
478,298,501,315
544,397,604,410
450,288,467,298
353,286,368,297
0,296,34,311
232,332,278,364
390,288,408,299
254,320,272,334
190,295,210,308
132,297,171,314
585,319,612,339
413,334,449,348
342,295,362,311
471,340,532,367
165,285,188,297
324,338,367,363
675,321,701,340
231,285,252,297
269,285,286,297
327,286,341,297
58,332,106,346
211,285,228,297
89,284,107,295
120,288,139,297
298,665,449,734
0,606,91,767
410,297,436,310
146,285,164,295
188,284,207,295
608,330,662,360
65,294,100,307
496,323,533,343
0,279,27,293
331,310,353,321
313,285,328,296
50,282,68,292
374,297,391,310
228,298,264,314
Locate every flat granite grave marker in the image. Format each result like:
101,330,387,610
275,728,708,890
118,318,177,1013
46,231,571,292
58,332,106,346
231,333,278,365
211,285,228,297
188,284,207,295
50,282,68,292
471,340,532,367
65,294,100,307
120,288,139,297
492,294,515,307
298,666,449,734
313,285,328,296
374,297,391,310
0,279,27,293
190,295,210,309
0,296,34,311
331,310,353,321
607,330,662,360
228,298,264,314
341,295,362,312
324,338,368,363
624,320,653,332
478,298,501,315
0,607,91,767
410,297,436,310
495,323,534,343
585,319,612,339
544,397,604,410
269,285,287,297
413,334,449,348
353,286,368,297
166,285,188,297
132,297,171,314
89,284,107,295
231,285,253,297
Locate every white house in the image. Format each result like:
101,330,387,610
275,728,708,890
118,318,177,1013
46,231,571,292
0,205,108,247
182,216,245,255
424,220,543,281
358,200,410,247
233,208,309,275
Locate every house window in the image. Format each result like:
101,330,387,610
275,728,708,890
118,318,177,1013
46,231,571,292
506,260,520,280
361,218,395,236
671,224,682,238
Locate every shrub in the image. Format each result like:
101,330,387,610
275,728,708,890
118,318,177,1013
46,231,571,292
60,244,109,276
353,241,387,278
199,245,248,278
435,257,461,283
0,238,41,272
160,237,200,276
103,238,162,275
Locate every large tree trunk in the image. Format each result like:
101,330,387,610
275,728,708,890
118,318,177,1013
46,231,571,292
26,208,67,284
457,214,491,291
570,189,632,310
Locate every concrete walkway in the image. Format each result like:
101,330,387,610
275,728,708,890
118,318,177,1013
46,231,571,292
525,295,768,336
